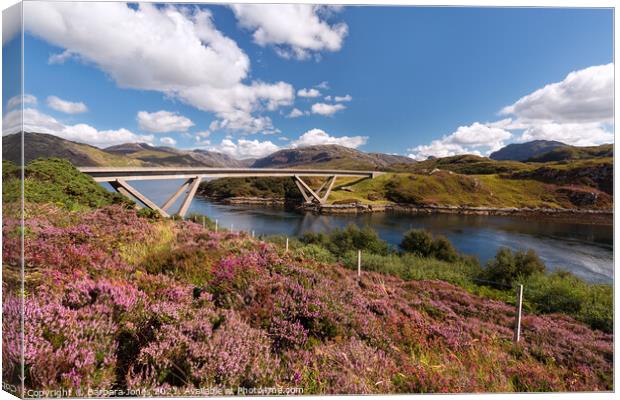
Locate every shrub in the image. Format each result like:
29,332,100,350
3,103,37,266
484,247,546,288
300,224,390,257
400,229,433,257
400,230,458,262
296,244,337,264
430,235,458,262
136,208,162,220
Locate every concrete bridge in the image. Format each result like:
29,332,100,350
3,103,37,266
78,167,383,218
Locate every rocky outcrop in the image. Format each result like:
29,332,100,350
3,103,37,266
509,163,613,194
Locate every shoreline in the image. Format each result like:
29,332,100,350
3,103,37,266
200,195,613,224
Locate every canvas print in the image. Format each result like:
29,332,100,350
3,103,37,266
1,1,614,397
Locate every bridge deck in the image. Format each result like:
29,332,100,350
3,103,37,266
78,167,383,182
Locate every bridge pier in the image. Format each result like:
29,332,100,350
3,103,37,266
110,176,201,218
293,175,337,205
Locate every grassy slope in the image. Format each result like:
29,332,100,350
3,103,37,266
329,172,598,209
2,158,132,210
76,143,147,166
528,144,613,162
201,154,613,210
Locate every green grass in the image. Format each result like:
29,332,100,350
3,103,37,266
330,172,603,209
3,158,132,211
528,144,613,162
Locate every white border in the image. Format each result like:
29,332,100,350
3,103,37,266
0,1,616,400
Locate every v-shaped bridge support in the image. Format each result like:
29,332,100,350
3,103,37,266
111,176,201,218
293,175,337,205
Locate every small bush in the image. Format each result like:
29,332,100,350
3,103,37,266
430,235,458,262
300,224,390,257
136,208,162,220
484,247,545,288
400,229,458,262
400,229,433,257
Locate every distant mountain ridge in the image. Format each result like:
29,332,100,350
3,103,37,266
104,142,250,168
3,133,416,170
489,140,566,161
251,145,416,169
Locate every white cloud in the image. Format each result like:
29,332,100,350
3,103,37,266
407,122,512,160
137,110,194,133
2,3,21,45
517,122,613,147
501,64,613,124
24,2,294,134
6,94,37,111
311,102,346,116
46,95,88,114
160,136,177,146
297,88,321,98
209,138,280,159
290,128,367,149
287,108,305,118
3,107,154,147
48,50,75,65
230,4,348,60
409,64,614,159
195,130,211,138
316,81,330,90
334,94,352,102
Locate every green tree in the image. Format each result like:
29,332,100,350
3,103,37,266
430,235,458,262
485,247,546,287
400,229,433,257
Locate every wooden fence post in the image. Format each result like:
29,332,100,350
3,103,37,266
357,250,361,277
215,219,218,232
513,284,524,343
286,237,289,252
202,216,205,228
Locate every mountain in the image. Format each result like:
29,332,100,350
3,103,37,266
7,133,415,170
489,140,566,161
2,132,146,167
527,143,613,162
251,145,416,169
105,142,250,167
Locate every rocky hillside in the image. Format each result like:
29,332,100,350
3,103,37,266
490,140,613,162
2,132,145,167
490,140,566,161
251,145,416,169
527,144,613,162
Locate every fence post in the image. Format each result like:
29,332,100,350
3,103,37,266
215,219,218,232
202,216,205,228
357,250,361,277
285,237,289,252
513,284,524,343
251,230,255,238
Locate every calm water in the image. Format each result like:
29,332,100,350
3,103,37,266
103,179,614,284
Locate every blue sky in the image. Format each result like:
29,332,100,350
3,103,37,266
4,3,614,159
